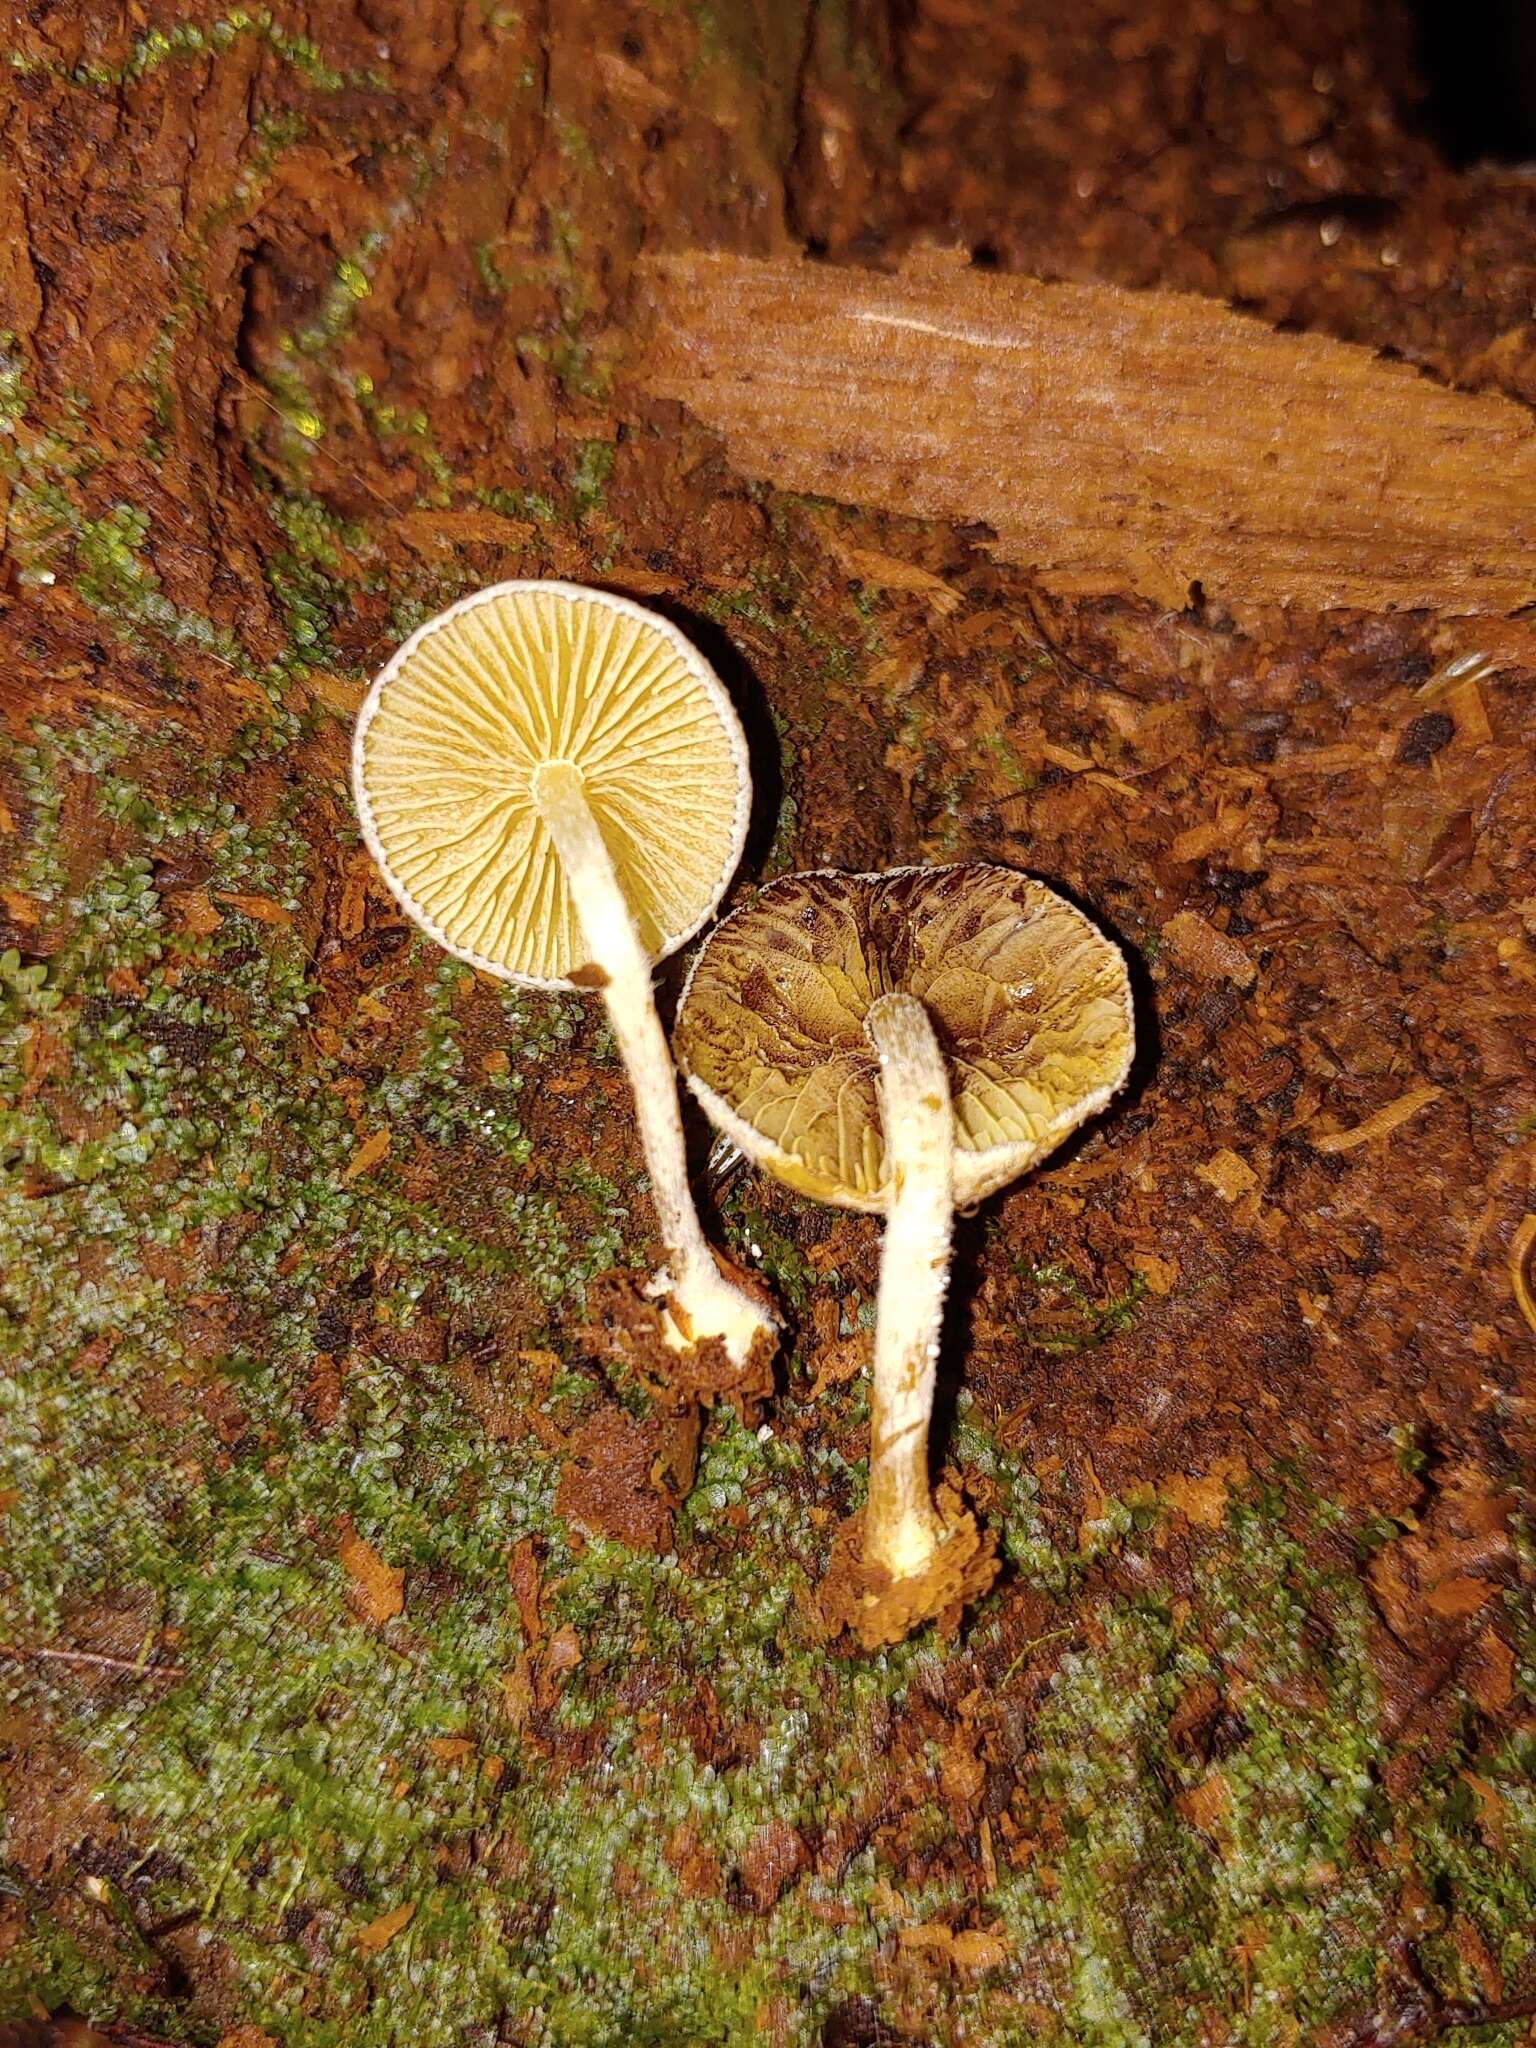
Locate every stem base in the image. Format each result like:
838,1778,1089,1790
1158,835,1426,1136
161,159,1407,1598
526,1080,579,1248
584,1263,778,1417
819,1481,999,1652
657,1264,777,1368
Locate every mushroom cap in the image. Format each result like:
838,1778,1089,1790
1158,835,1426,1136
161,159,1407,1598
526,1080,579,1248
352,580,752,990
675,864,1135,1213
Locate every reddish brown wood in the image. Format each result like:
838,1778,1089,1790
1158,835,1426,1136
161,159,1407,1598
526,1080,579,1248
639,250,1536,615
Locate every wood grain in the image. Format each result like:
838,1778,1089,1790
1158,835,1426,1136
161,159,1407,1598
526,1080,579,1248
638,250,1536,615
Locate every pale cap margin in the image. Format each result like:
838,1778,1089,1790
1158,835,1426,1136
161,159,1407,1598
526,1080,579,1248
676,863,1136,1215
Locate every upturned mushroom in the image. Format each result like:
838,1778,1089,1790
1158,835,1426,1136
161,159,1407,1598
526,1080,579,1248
352,579,777,1395
674,863,1134,1647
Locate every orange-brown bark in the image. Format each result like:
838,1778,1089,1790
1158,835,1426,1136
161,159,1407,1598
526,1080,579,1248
640,249,1536,615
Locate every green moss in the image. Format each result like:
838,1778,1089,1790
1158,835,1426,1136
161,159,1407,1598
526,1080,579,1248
976,727,1037,794
553,115,598,171
1013,1259,1151,1353
476,483,560,525
0,949,62,1017
721,1202,826,1314
508,207,613,401
690,2,725,69
0,330,31,429
4,410,264,676
291,238,384,360
74,505,254,670
698,586,782,639
7,944,1536,2047
4,10,387,94
569,439,616,520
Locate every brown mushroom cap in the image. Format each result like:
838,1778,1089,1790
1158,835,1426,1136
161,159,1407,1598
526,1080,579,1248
675,864,1135,1212
353,580,751,990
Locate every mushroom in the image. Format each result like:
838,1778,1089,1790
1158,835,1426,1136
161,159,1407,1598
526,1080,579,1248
352,579,778,1393
674,863,1135,1646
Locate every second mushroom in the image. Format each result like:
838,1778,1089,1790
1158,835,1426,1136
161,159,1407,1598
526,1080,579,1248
675,864,1135,1647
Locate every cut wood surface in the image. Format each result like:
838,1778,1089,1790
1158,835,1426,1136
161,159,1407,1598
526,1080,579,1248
639,251,1536,615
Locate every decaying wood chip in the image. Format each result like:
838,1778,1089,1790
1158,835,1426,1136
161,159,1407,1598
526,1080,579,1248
1195,1149,1259,1202
508,1537,543,1645
305,671,366,717
392,505,534,551
1130,1250,1179,1296
1445,673,1493,745
639,251,1536,615
894,1920,1009,1972
1161,1456,1248,1528
1311,1085,1442,1155
739,1819,808,1912
950,1929,1009,1972
1161,910,1257,990
338,1526,404,1624
342,1128,392,1183
1177,1768,1232,1843
355,1900,415,1954
1508,1213,1536,1336
213,891,292,927
899,1921,957,1954
168,887,223,937
501,1653,535,1728
1462,1628,1515,1715
1366,1463,1514,1648
534,1624,583,1713
818,527,963,612
554,1401,697,1553
338,856,370,939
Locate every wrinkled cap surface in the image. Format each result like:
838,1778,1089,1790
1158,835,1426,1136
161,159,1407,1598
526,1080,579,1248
676,864,1135,1212
353,580,751,990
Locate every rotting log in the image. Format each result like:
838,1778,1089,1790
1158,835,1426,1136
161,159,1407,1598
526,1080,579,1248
5,2,1536,2041
638,248,1536,616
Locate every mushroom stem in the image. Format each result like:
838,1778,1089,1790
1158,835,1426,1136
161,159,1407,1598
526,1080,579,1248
863,990,953,1579
531,760,772,1369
